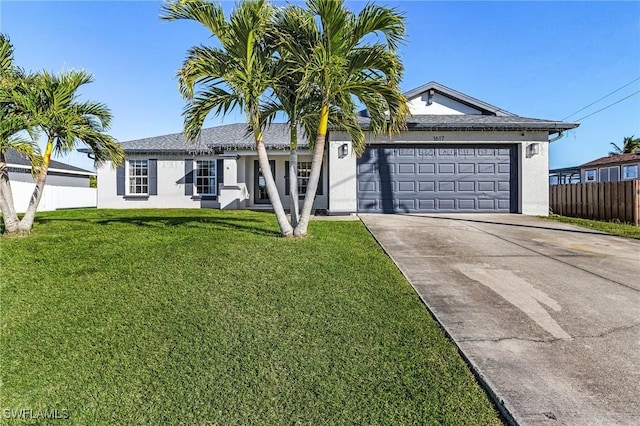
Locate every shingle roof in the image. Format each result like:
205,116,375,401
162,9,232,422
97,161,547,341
105,123,305,154
356,114,579,133
5,150,94,174
89,114,578,155
579,152,640,168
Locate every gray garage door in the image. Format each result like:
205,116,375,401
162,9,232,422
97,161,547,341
357,145,517,213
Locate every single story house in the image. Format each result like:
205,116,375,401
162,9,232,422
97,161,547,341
6,150,97,212
579,152,640,183
88,82,578,215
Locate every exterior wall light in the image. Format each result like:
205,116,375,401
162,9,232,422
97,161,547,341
339,143,349,158
526,143,540,157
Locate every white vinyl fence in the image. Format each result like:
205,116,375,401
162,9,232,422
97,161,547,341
12,181,97,213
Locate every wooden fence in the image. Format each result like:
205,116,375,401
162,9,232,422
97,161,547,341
549,180,640,226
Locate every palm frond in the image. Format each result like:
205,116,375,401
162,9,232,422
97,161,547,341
160,0,228,40
352,3,406,50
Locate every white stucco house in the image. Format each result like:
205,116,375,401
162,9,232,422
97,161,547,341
87,82,578,215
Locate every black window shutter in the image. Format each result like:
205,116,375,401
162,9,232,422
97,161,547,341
116,164,125,196
185,159,194,196
317,166,323,196
217,158,224,187
148,159,158,195
285,161,290,195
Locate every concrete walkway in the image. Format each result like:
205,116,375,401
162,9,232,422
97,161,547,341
360,214,640,426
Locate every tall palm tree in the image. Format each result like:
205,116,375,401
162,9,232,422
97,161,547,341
0,33,40,234
15,70,124,234
261,5,323,228
609,135,640,155
279,0,409,236
161,0,294,236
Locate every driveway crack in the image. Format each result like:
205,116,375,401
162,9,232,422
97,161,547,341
457,324,640,344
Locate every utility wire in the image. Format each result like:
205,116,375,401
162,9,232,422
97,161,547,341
574,90,640,122
562,76,640,120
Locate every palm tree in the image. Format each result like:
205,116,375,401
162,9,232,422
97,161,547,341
609,135,640,155
0,33,41,234
279,0,409,236
161,0,294,236
14,70,124,234
261,5,323,228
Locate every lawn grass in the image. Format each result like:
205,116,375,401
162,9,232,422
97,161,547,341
542,214,640,240
1,209,501,425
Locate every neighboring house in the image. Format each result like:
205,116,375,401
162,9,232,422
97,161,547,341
579,153,640,183
549,166,581,185
87,82,579,215
6,150,97,212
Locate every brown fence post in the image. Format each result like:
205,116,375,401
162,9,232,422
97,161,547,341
611,181,619,220
630,180,640,226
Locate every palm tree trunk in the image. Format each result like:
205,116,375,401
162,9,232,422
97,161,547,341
294,105,328,237
255,136,293,237
0,152,20,234
17,140,52,234
289,124,299,228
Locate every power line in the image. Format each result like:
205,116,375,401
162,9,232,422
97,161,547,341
562,76,640,120
574,90,640,122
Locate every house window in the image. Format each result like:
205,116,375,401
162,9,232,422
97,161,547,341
623,165,638,180
128,160,148,194
585,170,596,182
598,166,620,182
285,161,323,196
195,160,217,195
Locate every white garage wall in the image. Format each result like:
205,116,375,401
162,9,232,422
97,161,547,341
328,140,357,213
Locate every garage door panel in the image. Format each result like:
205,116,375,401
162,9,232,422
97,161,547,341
478,164,496,173
398,164,415,174
359,181,376,192
438,163,455,174
438,199,455,210
498,199,511,209
419,164,436,174
397,199,416,210
419,181,436,191
438,181,455,192
498,163,511,174
398,181,415,192
357,144,517,213
478,181,495,192
498,181,511,191
478,199,497,210
458,163,475,173
458,199,476,210
458,181,475,192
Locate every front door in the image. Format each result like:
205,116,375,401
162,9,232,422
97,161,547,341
254,160,276,204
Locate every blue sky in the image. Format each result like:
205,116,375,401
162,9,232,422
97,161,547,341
2,1,639,171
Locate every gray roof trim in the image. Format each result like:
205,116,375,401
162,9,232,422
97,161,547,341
403,81,516,117
354,115,579,133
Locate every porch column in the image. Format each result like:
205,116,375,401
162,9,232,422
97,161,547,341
219,152,248,209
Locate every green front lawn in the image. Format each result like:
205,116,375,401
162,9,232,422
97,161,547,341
1,209,501,425
542,214,640,239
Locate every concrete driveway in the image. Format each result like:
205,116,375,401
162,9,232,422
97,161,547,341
359,214,640,426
